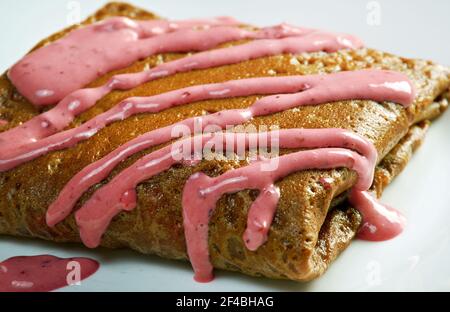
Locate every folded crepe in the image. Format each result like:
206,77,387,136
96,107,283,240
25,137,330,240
0,2,449,281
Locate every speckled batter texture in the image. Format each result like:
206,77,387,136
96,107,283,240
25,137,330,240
0,2,449,281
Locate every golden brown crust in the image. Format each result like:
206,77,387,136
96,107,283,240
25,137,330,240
0,2,449,281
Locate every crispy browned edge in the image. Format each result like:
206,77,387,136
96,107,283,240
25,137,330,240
0,2,449,281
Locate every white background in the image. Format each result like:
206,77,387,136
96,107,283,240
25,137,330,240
1,0,450,71
0,0,449,291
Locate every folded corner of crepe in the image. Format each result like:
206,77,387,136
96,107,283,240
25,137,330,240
204,163,358,281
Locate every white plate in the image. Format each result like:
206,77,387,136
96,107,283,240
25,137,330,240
1,0,449,291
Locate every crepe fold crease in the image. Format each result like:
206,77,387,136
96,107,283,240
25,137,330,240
0,2,449,281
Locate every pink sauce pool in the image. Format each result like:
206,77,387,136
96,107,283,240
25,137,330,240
0,255,99,292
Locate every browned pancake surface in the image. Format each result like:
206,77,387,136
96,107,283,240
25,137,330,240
0,2,449,280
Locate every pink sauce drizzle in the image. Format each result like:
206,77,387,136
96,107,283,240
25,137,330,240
0,119,8,126
0,70,412,173
0,255,99,292
8,16,241,106
44,69,414,226
72,129,375,248
0,24,361,150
